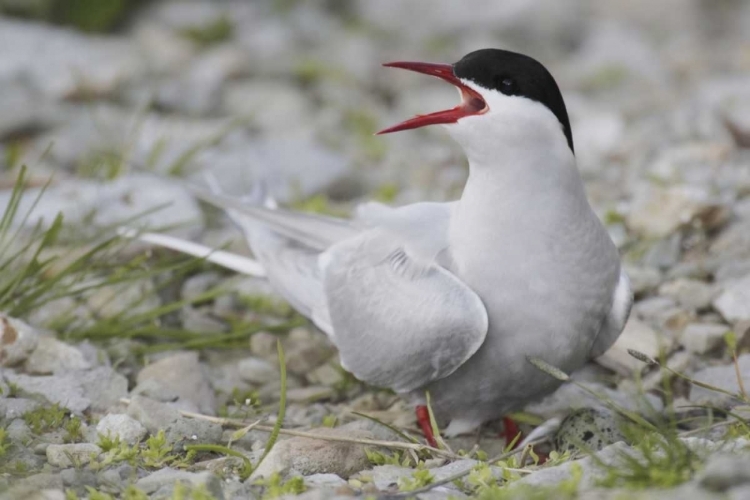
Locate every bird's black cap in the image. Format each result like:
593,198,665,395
453,49,574,153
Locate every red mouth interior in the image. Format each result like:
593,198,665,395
377,61,488,135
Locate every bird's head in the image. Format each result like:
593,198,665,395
378,49,574,164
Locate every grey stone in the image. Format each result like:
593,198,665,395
526,380,663,419
286,386,336,404
623,264,662,295
714,274,750,323
0,314,40,367
595,318,664,376
689,354,750,406
628,185,716,238
698,452,750,491
0,82,60,141
6,418,32,444
0,473,64,499
46,443,102,468
25,336,90,375
680,322,730,354
165,417,223,446
4,372,89,413
60,468,98,488
135,468,223,498
77,367,129,412
126,395,182,434
250,425,376,480
237,357,279,384
0,397,40,420
658,279,718,311
284,328,336,377
95,414,147,445
303,473,348,490
135,351,217,415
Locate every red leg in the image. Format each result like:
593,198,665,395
415,405,438,448
501,416,522,448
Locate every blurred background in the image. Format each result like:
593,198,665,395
2,1,750,494
1,0,749,233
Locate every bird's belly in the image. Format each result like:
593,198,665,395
423,260,608,425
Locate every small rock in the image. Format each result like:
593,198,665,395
286,386,336,404
304,473,348,490
0,314,40,366
627,185,718,238
698,452,750,491
554,408,625,453
595,318,665,376
622,264,662,295
250,424,376,480
284,328,336,377
680,323,730,354
126,395,182,434
165,418,222,446
658,279,718,311
25,336,90,374
95,414,147,445
60,468,98,488
714,274,750,323
0,473,64,498
237,357,278,384
135,468,223,497
525,380,663,419
4,372,88,414
6,418,32,444
46,443,102,468
689,354,750,407
0,397,40,420
135,351,216,415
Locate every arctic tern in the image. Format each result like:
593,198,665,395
129,49,633,447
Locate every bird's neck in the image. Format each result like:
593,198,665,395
449,142,594,273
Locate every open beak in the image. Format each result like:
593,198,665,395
377,62,487,135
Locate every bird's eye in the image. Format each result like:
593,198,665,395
497,77,517,95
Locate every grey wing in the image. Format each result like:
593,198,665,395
590,269,633,359
321,227,488,394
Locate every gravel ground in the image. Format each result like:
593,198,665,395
2,1,750,499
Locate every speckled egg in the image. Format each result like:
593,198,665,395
554,408,626,453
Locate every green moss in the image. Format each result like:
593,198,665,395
179,16,234,47
398,468,434,491
0,0,145,33
255,473,306,499
23,404,67,434
63,416,84,443
0,427,10,458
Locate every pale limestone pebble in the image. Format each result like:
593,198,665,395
623,264,662,295
526,380,663,420
697,452,750,491
24,336,90,374
713,274,750,323
0,314,40,366
237,356,279,384
627,185,720,238
0,18,144,99
680,322,731,354
95,413,147,445
0,397,40,420
126,395,182,434
134,351,217,415
281,328,337,377
4,367,127,414
658,279,719,311
135,467,224,498
249,423,378,480
0,473,64,500
689,354,750,407
164,418,222,446
595,318,665,376
46,443,102,468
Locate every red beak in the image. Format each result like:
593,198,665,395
377,62,487,135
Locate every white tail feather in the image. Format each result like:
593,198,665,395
117,227,266,277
